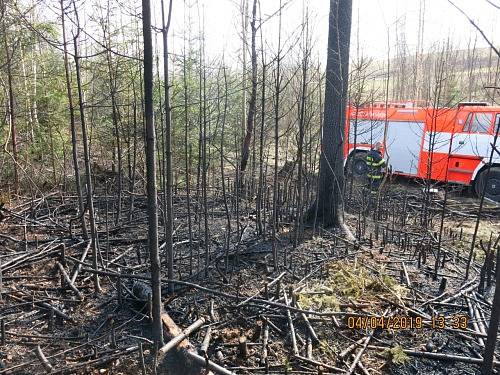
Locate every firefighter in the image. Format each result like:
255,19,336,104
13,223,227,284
366,142,386,190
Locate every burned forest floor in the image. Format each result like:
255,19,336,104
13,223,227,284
0,178,499,374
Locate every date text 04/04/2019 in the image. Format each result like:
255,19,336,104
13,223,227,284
346,315,469,330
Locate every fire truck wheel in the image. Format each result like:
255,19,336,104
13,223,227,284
475,167,500,202
347,152,368,177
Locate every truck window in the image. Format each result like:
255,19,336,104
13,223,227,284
462,113,472,132
469,112,493,133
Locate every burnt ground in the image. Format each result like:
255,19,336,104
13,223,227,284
0,178,499,374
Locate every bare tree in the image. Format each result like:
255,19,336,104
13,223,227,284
102,4,123,226
72,2,100,293
239,0,257,174
142,0,163,347
160,0,174,294
60,0,87,240
182,0,193,274
271,0,283,270
294,5,311,246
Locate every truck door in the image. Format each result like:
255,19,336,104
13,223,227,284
386,120,425,175
457,112,494,158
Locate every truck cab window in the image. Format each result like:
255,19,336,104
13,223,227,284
462,113,472,132
469,112,493,133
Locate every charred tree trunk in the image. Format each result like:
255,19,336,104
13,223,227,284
182,31,193,276
220,66,231,271
104,41,123,226
239,0,257,174
73,33,100,293
202,66,209,277
128,80,139,222
256,62,266,236
306,0,352,228
69,1,101,290
271,0,283,270
161,0,174,294
142,0,164,347
294,10,310,247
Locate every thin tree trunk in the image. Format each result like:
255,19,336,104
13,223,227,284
202,64,209,277
182,27,193,276
73,31,100,293
220,66,231,270
60,0,88,239
240,0,248,172
2,13,19,194
161,0,174,293
142,0,164,347
105,41,123,226
272,0,283,270
256,61,266,236
128,80,139,222
239,0,257,174
294,9,310,248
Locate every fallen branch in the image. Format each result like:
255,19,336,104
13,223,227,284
56,262,83,300
35,345,53,373
158,317,205,356
158,311,234,375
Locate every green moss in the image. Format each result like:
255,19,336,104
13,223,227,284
298,291,340,311
384,345,410,365
298,261,408,312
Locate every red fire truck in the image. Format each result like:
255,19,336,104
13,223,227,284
344,102,500,202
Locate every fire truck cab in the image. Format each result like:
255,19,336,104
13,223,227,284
345,102,500,202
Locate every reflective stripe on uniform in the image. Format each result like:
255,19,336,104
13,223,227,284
367,174,382,180
366,155,385,167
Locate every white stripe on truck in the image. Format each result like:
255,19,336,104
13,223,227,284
422,131,499,163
